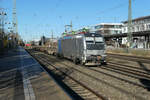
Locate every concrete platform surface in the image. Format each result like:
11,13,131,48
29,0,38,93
0,47,72,100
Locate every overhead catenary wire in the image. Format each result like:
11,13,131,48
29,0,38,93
97,1,128,15
97,0,135,16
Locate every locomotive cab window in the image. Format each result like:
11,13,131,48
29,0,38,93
85,37,104,50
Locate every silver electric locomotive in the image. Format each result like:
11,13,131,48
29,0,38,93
57,32,107,65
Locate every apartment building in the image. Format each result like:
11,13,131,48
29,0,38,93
122,15,150,48
94,23,123,35
122,15,150,33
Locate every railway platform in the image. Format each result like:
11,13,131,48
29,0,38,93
0,47,72,100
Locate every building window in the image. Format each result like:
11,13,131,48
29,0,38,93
115,31,118,34
114,25,122,29
110,30,114,34
114,25,118,28
141,25,145,31
136,26,140,31
134,21,137,25
95,25,103,29
132,27,135,32
141,20,144,24
149,25,150,29
146,18,150,23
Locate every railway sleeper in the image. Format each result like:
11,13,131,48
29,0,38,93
73,89,89,93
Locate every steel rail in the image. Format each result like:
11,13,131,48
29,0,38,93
29,51,107,100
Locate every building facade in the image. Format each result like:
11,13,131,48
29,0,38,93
122,16,150,33
122,15,150,48
94,23,123,35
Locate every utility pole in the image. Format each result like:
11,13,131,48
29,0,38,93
49,30,54,48
127,0,132,48
0,10,7,36
13,0,18,34
51,30,53,41
0,10,7,52
12,0,18,47
65,21,73,33
70,20,73,32
51,30,54,46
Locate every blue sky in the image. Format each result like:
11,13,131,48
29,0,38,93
1,0,150,41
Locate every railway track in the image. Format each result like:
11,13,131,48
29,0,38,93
108,62,150,72
40,53,149,100
107,53,150,64
66,60,150,89
28,50,150,100
29,51,106,100
56,54,149,87
103,64,150,80
37,51,150,90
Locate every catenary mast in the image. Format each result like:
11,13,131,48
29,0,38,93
12,0,18,34
127,0,132,47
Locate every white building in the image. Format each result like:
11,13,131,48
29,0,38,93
122,15,150,33
122,15,150,48
94,23,123,35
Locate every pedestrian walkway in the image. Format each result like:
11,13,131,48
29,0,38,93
0,47,72,100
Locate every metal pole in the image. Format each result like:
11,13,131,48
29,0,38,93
127,0,132,48
13,0,18,34
13,0,18,48
70,21,73,32
51,30,53,41
51,30,54,49
0,11,2,53
0,11,7,53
